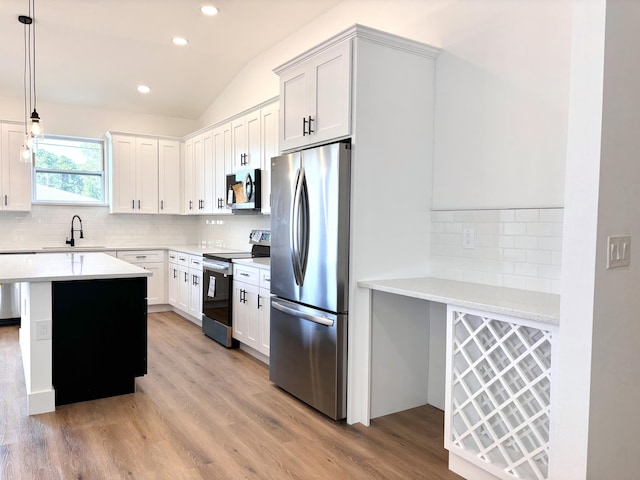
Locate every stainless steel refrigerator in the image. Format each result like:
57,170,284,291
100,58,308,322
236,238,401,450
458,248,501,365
269,140,351,420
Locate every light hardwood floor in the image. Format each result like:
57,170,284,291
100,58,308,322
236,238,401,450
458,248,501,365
0,311,463,480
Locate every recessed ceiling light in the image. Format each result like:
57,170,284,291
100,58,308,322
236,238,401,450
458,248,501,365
172,36,188,46
137,85,151,94
201,5,219,16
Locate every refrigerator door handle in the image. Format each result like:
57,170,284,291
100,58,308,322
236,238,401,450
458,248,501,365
290,166,309,286
271,298,335,327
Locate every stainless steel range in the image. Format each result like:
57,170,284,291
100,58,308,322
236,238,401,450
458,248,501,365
201,230,270,347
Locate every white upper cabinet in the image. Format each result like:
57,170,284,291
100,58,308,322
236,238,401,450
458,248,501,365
158,139,181,215
184,130,214,214
231,110,261,172
276,40,351,151
260,102,279,214
212,122,233,214
108,133,159,214
0,122,32,212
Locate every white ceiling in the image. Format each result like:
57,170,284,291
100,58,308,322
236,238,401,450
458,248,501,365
0,0,343,120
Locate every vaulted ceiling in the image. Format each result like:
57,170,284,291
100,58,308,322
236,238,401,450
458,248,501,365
0,0,343,119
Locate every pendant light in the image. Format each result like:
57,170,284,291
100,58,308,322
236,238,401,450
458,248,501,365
18,0,43,163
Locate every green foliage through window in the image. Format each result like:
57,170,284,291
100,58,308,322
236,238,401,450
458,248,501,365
34,137,105,203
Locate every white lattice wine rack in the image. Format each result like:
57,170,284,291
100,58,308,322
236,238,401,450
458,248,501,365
444,307,555,480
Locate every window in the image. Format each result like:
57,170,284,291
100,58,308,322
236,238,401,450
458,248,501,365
33,136,105,204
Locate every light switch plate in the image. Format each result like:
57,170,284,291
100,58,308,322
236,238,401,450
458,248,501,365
607,235,631,269
35,320,51,340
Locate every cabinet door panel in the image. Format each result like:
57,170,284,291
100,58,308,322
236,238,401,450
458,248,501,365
110,135,137,213
168,265,179,306
143,262,165,305
135,138,158,214
202,131,214,213
261,103,279,214
245,110,262,171
312,41,351,144
213,123,232,214
158,140,181,214
231,120,246,173
178,264,190,312
259,288,270,356
183,139,195,213
1,123,31,211
233,283,248,341
280,68,308,151
189,269,203,317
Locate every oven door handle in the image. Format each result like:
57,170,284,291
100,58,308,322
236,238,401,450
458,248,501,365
271,299,335,327
202,261,230,275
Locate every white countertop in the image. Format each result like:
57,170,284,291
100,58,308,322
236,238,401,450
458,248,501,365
358,277,559,325
0,252,151,283
232,257,270,269
0,244,249,257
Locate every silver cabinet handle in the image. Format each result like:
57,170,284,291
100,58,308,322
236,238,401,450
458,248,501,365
136,255,147,259
271,299,335,327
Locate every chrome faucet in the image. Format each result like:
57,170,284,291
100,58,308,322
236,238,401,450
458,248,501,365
65,215,84,247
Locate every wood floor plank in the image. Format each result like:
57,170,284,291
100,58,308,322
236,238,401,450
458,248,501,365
0,312,464,480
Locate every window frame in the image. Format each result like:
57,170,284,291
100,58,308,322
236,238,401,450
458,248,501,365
32,135,107,206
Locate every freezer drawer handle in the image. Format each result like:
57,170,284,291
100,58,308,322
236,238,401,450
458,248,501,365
271,299,334,327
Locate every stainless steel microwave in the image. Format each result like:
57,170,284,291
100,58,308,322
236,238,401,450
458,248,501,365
226,169,262,213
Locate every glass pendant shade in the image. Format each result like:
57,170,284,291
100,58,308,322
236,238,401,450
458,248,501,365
20,142,32,163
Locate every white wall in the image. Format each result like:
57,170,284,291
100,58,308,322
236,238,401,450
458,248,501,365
586,1,640,478
432,1,571,209
0,95,197,139
200,0,571,212
552,1,604,478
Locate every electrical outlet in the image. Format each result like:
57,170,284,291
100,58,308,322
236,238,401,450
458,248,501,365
607,235,631,269
463,228,475,249
35,320,51,340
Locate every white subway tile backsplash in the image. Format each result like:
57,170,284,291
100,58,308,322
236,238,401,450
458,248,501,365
515,263,538,277
499,210,516,222
515,209,540,222
504,223,527,236
498,236,514,248
0,205,270,251
514,236,538,249
430,208,563,294
540,209,564,223
526,222,555,237
526,250,552,265
503,249,528,262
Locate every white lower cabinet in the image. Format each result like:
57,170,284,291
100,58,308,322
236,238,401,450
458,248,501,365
168,250,202,322
116,250,166,305
232,263,270,357
167,261,179,306
445,306,556,480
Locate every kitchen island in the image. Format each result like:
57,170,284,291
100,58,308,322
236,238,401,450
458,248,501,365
0,252,151,415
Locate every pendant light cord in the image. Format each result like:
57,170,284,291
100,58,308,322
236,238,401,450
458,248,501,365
22,15,29,135
31,0,37,111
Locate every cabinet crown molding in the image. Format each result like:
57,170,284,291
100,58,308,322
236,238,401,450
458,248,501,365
274,24,440,75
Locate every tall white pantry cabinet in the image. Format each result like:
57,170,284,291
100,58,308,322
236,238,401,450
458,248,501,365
274,24,440,426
